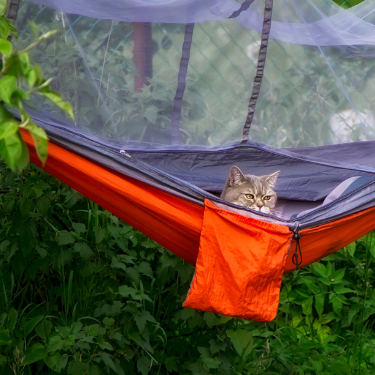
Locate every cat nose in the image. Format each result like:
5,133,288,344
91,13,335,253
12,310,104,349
257,202,263,208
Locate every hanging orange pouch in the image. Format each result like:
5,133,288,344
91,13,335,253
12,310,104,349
183,199,293,322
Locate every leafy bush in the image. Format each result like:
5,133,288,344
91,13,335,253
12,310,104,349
0,163,375,375
0,2,73,172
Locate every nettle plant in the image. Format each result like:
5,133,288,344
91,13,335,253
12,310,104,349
0,0,73,172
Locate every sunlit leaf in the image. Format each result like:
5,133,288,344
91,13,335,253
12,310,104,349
0,120,18,140
0,76,16,105
0,39,12,57
24,122,48,164
346,242,356,257
39,90,74,119
0,0,7,16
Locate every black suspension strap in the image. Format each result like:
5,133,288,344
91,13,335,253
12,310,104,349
291,227,302,270
171,23,195,145
7,0,21,41
241,0,273,144
228,0,255,18
171,0,257,145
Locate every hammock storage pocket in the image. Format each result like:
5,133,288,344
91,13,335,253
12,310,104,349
183,199,292,322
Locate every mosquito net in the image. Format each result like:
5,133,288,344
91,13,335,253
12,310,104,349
13,0,375,150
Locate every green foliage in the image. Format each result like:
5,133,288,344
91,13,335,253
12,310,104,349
0,7,73,172
1,163,375,374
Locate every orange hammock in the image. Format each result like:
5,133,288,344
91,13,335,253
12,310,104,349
22,130,375,321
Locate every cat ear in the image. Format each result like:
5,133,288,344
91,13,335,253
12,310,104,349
264,171,280,188
229,166,245,187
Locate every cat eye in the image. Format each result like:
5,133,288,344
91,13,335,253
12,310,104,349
263,196,271,200
245,194,254,200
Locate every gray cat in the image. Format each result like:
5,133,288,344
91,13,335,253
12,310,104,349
221,166,280,214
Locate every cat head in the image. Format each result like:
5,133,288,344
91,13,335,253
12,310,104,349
221,166,280,214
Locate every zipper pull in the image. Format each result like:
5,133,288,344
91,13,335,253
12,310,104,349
291,225,302,270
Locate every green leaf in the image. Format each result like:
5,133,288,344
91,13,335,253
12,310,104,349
93,227,106,244
24,122,48,165
330,294,343,316
74,242,94,260
0,133,22,171
226,329,253,358
0,103,14,122
58,230,75,245
203,312,216,328
317,278,332,286
315,325,330,344
4,54,23,78
0,38,11,57
369,236,375,259
203,358,221,369
99,352,117,372
16,136,29,171
36,196,50,216
302,296,313,315
0,120,18,140
103,317,114,329
24,315,44,335
315,294,325,317
47,335,64,352
22,343,48,365
118,285,136,297
71,321,83,334
0,1,6,16
5,18,17,39
138,261,153,277
0,17,9,39
0,76,16,105
143,105,158,124
26,67,38,88
346,242,356,257
88,365,101,375
39,90,74,119
7,308,18,332
302,278,320,294
203,357,221,369
35,320,53,340
137,356,151,375
0,354,7,366
165,357,178,372
85,324,99,337
99,341,113,351
334,285,355,294
44,353,68,372
312,263,329,278
330,268,345,283
20,198,33,216
346,307,359,326
72,222,86,234
0,334,12,345
68,360,88,375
